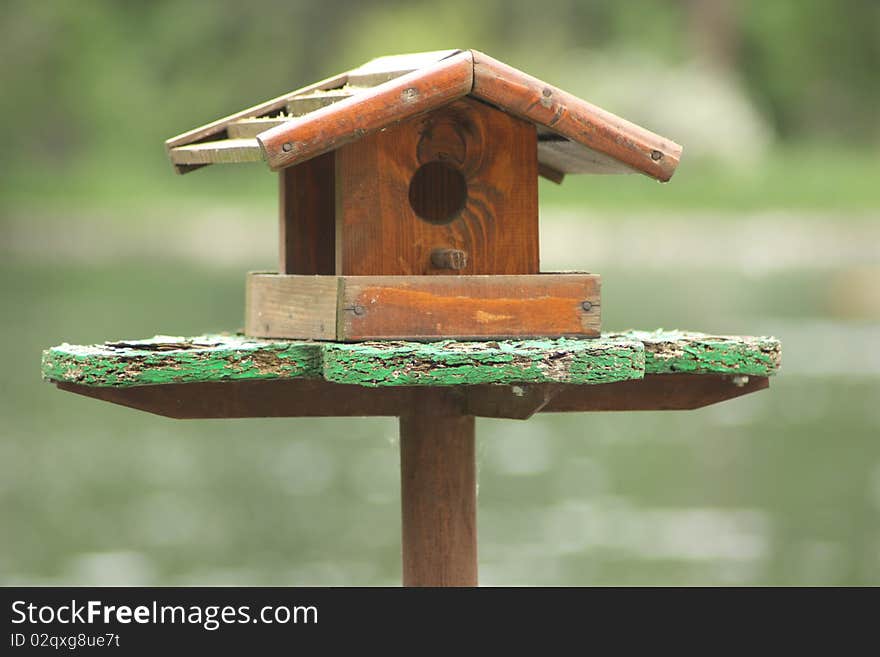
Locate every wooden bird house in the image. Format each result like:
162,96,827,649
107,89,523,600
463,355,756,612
43,50,784,589
166,49,682,341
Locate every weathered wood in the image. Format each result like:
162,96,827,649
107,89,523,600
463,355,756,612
400,413,477,586
346,49,462,87
53,374,770,419
470,50,682,182
278,152,336,275
164,51,462,174
245,275,338,340
43,331,781,389
335,97,539,276
244,273,600,340
538,136,637,176
616,329,783,376
258,51,474,171
322,335,638,386
227,117,288,139
285,89,355,116
169,138,263,165
165,70,349,173
336,274,600,340
245,274,336,339
42,335,322,387
224,92,356,139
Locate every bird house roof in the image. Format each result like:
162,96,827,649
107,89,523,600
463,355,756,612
166,49,682,183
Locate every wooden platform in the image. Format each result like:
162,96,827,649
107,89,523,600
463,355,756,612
43,331,780,419
43,329,781,586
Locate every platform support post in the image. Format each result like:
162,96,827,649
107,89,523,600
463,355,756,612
399,413,477,587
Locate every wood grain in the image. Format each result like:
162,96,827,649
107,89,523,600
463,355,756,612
245,274,338,339
400,413,477,586
338,274,600,340
227,117,288,139
279,152,336,275
470,50,682,182
169,138,263,165
244,272,600,340
285,89,354,116
258,51,474,171
335,96,539,276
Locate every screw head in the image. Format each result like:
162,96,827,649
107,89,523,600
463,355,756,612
352,305,365,316
282,142,294,153
581,301,593,312
650,150,663,161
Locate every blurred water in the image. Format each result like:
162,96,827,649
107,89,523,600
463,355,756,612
1,233,878,585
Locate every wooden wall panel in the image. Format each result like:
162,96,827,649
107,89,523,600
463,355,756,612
279,152,336,275
335,97,539,276
245,273,599,340
245,274,338,339
339,274,599,340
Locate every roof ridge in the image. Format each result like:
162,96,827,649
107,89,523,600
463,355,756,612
165,49,682,182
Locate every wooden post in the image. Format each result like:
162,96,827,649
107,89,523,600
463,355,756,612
399,413,477,587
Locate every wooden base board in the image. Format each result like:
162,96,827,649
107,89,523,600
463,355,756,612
245,273,600,341
55,374,769,420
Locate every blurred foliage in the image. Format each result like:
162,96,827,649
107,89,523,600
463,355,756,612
1,0,878,205
740,0,880,140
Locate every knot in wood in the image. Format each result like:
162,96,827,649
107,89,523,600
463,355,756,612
401,87,420,103
431,248,468,270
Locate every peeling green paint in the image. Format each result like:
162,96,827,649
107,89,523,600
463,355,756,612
41,331,781,389
41,335,322,387
322,338,645,387
610,330,782,376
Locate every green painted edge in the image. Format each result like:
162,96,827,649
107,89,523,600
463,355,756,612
41,330,782,388
41,335,322,387
610,330,782,376
321,338,646,387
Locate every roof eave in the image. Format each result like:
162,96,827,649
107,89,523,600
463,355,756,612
166,48,682,183
256,50,474,171
163,69,352,175
468,50,682,182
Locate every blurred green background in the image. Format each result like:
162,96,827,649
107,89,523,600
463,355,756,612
2,0,878,585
